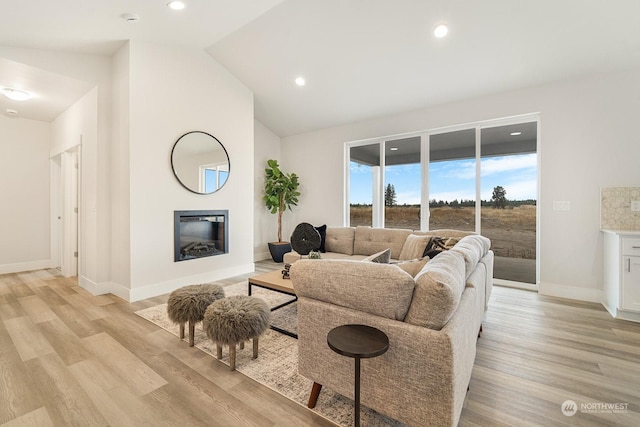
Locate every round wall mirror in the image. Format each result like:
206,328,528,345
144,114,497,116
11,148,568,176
171,131,230,194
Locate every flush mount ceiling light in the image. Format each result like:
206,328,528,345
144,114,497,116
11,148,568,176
434,24,448,38
295,77,306,86
167,1,185,10
510,131,522,136
1,88,32,101
121,13,140,23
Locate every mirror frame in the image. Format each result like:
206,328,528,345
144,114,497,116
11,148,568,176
170,131,230,195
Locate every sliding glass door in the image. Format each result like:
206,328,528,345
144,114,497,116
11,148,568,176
346,116,539,286
480,122,537,284
384,137,421,230
348,143,380,227
428,129,476,232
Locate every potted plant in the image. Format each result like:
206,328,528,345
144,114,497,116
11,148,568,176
263,159,300,262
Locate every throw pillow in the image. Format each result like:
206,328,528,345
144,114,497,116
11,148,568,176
422,236,461,258
423,237,444,258
399,234,431,261
362,248,391,263
315,224,327,252
393,256,429,277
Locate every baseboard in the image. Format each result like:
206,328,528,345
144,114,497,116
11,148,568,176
493,278,537,291
538,281,603,303
78,275,115,297
127,262,256,303
0,259,54,275
254,249,272,262
613,309,640,323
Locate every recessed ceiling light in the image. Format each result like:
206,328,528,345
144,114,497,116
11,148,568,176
2,88,32,101
295,77,306,86
434,24,448,38
167,1,185,10
6,109,18,116
510,131,522,136
389,147,399,151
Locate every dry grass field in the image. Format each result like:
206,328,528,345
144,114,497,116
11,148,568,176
350,205,536,259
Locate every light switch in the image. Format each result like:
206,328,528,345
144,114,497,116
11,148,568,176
632,201,640,212
553,201,571,211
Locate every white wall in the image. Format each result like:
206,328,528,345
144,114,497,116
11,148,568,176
122,41,255,301
254,119,281,259
0,46,112,290
50,88,99,285
280,67,640,303
110,43,131,290
0,115,51,273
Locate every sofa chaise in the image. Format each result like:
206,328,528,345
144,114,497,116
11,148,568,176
289,226,493,426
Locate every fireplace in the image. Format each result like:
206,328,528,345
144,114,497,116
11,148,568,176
174,210,228,262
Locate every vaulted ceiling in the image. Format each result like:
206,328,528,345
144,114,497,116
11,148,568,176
1,0,639,136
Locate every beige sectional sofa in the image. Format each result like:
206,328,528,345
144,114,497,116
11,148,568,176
289,226,494,427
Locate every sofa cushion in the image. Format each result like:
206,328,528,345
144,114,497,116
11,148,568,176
393,256,429,277
324,227,355,255
363,248,391,263
399,234,431,260
404,250,466,330
450,235,491,279
291,260,415,320
354,226,412,259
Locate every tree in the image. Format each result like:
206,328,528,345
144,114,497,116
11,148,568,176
491,185,507,209
263,159,300,242
384,184,397,206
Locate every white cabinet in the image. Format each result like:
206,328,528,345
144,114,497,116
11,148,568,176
603,231,640,322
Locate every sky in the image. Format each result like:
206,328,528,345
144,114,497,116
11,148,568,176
350,153,537,205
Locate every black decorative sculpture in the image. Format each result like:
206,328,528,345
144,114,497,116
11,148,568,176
290,222,321,255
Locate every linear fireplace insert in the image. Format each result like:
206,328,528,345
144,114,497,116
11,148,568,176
174,210,228,262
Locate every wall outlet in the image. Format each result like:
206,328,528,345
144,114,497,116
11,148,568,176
632,201,640,212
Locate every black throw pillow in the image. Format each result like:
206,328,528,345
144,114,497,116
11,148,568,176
315,224,327,252
423,236,445,258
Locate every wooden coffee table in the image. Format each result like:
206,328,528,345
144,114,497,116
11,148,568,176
248,270,298,338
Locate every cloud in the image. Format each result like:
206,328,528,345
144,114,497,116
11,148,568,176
395,190,421,205
481,154,536,177
438,154,536,180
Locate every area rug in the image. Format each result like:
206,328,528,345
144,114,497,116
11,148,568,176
135,281,406,427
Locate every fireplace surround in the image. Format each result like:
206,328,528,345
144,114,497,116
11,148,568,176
174,210,228,261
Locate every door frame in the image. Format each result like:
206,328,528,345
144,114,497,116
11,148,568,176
51,143,81,277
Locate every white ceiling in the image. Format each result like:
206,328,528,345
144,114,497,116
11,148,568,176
1,0,639,133
0,0,284,121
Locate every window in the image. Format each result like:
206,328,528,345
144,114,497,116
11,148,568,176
345,116,539,285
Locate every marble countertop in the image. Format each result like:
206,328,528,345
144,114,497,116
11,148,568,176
601,229,640,236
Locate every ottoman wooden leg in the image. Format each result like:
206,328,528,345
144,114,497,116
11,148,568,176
216,343,222,359
188,320,195,347
179,323,185,340
252,337,259,359
229,344,236,371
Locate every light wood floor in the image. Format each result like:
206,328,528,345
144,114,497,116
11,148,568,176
1,262,639,426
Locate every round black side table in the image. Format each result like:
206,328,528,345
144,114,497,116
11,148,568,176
327,324,389,427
